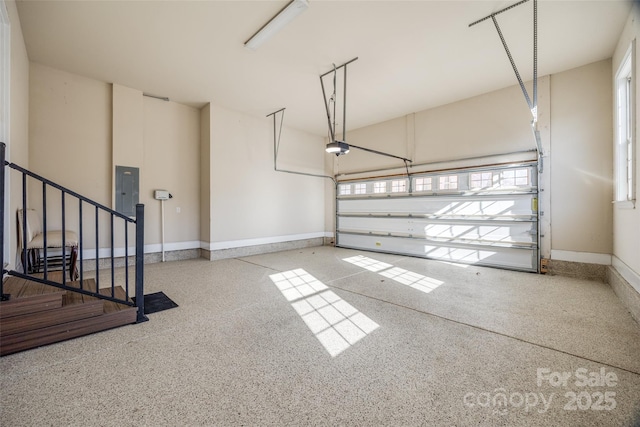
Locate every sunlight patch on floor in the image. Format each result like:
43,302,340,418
379,267,443,293
342,255,393,272
343,255,444,294
270,269,379,357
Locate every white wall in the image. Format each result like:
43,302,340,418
27,63,201,254
335,82,537,175
142,96,200,248
112,83,144,210
26,61,326,258
205,105,326,248
612,9,640,284
550,59,613,257
6,0,29,269
28,63,112,249
29,63,112,205
200,103,211,245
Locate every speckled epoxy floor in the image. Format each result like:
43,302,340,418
1,246,640,426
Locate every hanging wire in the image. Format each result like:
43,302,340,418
275,108,285,159
332,64,338,140
491,15,533,112
532,0,538,123
403,159,412,193
319,58,358,144
267,108,336,183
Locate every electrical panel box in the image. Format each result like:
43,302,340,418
154,190,170,200
115,166,139,217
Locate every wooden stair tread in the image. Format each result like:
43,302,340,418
0,308,137,356
0,275,139,356
0,299,104,337
0,277,66,319
99,286,134,313
1,276,65,300
64,279,134,312
0,293,64,319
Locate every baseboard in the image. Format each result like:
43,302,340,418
201,232,331,251
201,237,325,261
79,248,201,271
69,234,336,270
608,259,640,325
79,241,201,260
611,256,640,294
550,250,612,265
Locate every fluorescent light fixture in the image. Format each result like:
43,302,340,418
326,141,350,155
244,0,309,51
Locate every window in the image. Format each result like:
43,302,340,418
354,183,367,195
615,42,636,205
499,169,529,187
391,180,407,193
373,182,387,193
514,169,529,186
414,177,432,192
339,184,351,196
470,172,493,189
439,175,458,190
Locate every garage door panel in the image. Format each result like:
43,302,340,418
338,233,537,271
423,221,535,246
338,194,536,219
338,217,536,245
336,163,539,272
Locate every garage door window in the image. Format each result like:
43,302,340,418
373,182,387,193
414,177,433,192
500,169,529,187
470,172,493,189
391,180,407,193
439,175,458,190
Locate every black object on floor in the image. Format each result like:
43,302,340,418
132,292,178,314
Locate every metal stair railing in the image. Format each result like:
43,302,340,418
0,142,148,323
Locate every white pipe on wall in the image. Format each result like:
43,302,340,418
161,199,165,262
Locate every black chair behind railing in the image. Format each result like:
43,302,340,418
0,142,148,323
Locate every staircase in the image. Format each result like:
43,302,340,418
1,142,147,356
0,274,137,356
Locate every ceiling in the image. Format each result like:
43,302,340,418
15,0,632,137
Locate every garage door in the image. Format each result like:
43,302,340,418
336,162,539,272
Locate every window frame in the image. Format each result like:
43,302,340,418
390,179,407,193
470,172,493,189
353,183,367,195
614,41,637,208
339,184,351,196
438,175,458,191
373,181,387,194
414,177,433,193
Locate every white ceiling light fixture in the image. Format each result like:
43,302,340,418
244,0,309,51
325,141,350,155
